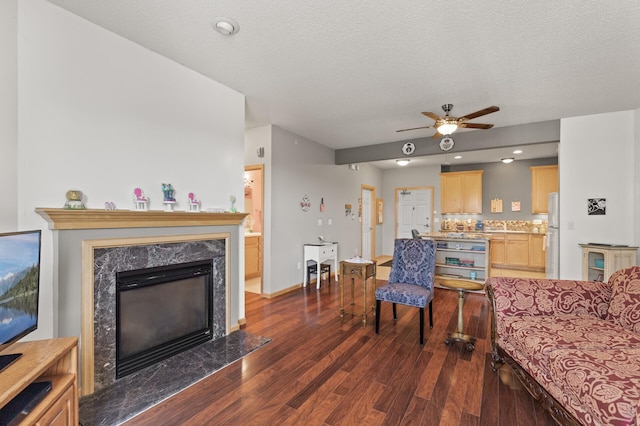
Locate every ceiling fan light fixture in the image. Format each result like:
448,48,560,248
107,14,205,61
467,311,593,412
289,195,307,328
396,159,410,166
436,121,458,135
501,157,515,164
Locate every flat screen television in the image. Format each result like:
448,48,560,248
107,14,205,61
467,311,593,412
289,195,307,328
0,230,41,372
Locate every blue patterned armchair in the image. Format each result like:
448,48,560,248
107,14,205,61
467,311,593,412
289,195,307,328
375,238,436,346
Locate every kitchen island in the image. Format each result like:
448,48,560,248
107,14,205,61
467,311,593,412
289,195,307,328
437,220,548,272
420,233,490,291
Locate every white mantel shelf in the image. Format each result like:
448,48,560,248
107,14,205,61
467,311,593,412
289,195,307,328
35,208,249,230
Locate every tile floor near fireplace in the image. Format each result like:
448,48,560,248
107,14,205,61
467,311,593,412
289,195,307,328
79,330,270,426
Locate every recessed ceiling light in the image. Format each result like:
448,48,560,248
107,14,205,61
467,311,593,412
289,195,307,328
454,155,462,159
213,17,240,36
396,159,410,166
513,149,523,154
501,158,515,164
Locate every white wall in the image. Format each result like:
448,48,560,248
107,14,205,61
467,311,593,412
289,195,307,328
559,110,636,279
249,125,382,295
0,0,17,231
18,0,245,339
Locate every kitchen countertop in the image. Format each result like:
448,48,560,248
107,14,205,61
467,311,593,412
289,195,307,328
427,230,547,238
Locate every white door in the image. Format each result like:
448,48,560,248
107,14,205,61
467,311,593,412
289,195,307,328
361,188,373,260
396,188,433,238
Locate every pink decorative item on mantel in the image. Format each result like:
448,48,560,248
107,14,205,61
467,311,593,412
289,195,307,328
187,192,201,212
133,188,148,211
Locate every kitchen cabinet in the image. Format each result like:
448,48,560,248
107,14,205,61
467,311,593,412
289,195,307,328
440,170,483,214
490,233,545,271
489,234,505,264
528,234,546,269
245,235,262,279
580,244,638,282
531,165,558,214
506,233,529,267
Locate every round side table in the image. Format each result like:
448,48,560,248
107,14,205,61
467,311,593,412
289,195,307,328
439,278,484,352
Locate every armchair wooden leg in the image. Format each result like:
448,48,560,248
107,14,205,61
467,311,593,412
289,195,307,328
419,307,424,346
375,300,381,334
392,303,397,321
429,301,433,328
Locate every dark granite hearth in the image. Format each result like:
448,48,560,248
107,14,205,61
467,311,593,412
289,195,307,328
79,331,271,426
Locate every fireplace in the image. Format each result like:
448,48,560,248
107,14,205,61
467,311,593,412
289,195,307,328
34,208,248,396
115,260,214,379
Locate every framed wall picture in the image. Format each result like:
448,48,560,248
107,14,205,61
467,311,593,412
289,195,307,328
376,198,384,224
588,198,606,215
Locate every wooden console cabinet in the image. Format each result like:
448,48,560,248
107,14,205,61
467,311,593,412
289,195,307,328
580,244,638,282
0,337,78,425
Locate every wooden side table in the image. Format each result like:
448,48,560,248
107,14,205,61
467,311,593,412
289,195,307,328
339,259,377,326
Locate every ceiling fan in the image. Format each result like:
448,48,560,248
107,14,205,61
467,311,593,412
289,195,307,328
397,104,500,138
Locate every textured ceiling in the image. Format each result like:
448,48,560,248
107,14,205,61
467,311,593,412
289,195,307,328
45,1,640,151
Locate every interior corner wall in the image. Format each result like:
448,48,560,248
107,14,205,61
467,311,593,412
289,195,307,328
268,126,382,295
380,165,442,255
0,0,17,231
18,0,245,339
559,110,636,279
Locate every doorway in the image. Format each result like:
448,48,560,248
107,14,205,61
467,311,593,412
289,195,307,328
244,165,264,294
361,185,376,260
396,187,434,238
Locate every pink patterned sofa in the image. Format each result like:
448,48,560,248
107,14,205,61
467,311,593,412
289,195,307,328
486,267,640,426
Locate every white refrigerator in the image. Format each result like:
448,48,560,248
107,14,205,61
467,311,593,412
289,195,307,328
546,192,559,278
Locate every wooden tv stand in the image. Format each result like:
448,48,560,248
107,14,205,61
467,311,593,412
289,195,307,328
0,337,78,425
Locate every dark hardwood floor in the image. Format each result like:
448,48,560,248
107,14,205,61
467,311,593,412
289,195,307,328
126,279,557,425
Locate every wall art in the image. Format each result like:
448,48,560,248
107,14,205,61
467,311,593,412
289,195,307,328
588,198,606,215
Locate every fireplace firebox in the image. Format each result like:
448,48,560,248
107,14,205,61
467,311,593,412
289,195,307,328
116,259,214,379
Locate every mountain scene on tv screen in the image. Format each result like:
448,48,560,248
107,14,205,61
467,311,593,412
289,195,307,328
0,264,39,343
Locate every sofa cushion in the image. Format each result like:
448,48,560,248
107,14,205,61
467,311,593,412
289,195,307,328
490,277,611,323
502,314,640,374
549,348,640,426
606,266,640,333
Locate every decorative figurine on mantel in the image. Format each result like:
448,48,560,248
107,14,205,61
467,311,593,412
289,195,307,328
229,195,236,213
64,189,85,210
187,192,201,212
133,187,149,211
162,183,176,211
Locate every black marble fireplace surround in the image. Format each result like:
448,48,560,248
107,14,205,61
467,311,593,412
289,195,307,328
93,239,226,391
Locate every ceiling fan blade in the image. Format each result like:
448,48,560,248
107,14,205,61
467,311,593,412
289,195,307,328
421,111,442,122
396,125,432,132
458,106,499,121
459,122,494,129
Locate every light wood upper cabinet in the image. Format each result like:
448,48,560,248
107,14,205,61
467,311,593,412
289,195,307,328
531,165,558,214
440,170,484,214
